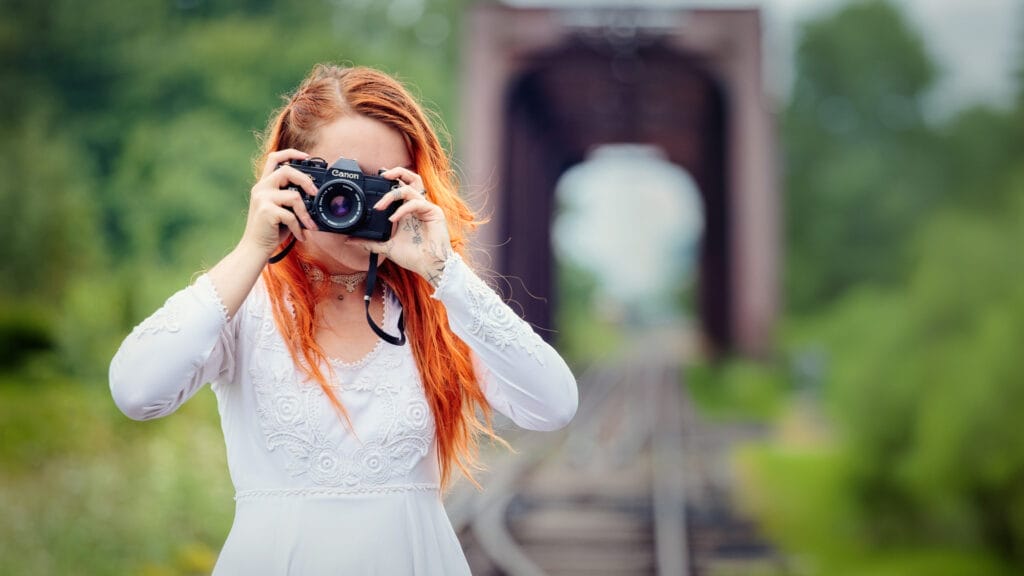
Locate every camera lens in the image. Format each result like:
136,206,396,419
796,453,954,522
329,195,353,219
315,179,365,232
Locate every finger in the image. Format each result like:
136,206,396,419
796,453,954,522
374,184,426,211
379,166,424,188
267,188,317,231
388,198,440,223
273,206,307,242
266,165,319,197
262,149,310,179
345,237,391,255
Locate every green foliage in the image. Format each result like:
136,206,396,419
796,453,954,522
685,359,788,422
765,109,1024,574
818,199,1024,560
791,0,935,128
0,110,103,302
737,445,1015,576
109,111,250,267
554,259,623,367
0,379,233,576
933,106,1024,211
736,446,861,564
783,0,942,312
0,301,55,370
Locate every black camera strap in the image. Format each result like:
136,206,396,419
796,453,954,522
266,245,406,346
364,252,406,346
268,237,297,264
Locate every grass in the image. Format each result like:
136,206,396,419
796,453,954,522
733,437,1014,576
685,359,789,422
0,375,234,576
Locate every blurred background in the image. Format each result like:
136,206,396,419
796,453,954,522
1,0,1022,574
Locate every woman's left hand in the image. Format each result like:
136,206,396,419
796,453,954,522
345,167,454,288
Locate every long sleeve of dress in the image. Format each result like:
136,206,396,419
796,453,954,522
109,274,237,421
431,253,578,431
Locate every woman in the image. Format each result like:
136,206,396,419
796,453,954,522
109,64,578,574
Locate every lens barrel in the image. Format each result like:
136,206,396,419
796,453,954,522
314,179,365,231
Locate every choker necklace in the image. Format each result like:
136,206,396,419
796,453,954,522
302,264,367,300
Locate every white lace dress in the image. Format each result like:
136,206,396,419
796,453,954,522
109,253,578,575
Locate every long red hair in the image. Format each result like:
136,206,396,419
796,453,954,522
256,64,498,489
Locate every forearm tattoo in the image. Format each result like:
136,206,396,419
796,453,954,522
425,241,453,288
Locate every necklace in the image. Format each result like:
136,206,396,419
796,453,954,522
302,263,367,300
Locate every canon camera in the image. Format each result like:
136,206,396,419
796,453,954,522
282,157,402,241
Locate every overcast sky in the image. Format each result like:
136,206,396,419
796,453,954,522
763,0,1019,116
553,145,703,302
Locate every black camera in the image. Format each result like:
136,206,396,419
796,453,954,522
282,156,402,241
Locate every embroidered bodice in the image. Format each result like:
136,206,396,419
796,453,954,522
247,299,435,495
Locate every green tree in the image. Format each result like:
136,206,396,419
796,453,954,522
784,0,940,312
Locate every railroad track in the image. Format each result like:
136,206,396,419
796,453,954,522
450,352,782,576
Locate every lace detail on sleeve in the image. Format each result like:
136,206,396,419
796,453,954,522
131,298,183,340
431,251,461,297
129,275,228,343
459,262,547,367
195,273,230,323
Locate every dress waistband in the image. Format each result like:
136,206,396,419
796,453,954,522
234,483,440,501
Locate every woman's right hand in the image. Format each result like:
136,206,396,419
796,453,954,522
240,148,320,257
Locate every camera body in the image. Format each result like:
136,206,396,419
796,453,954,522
283,157,402,241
